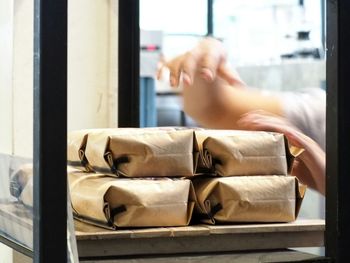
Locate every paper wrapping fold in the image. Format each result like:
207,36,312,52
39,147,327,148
67,129,99,171
69,171,196,228
67,128,149,172
195,130,289,176
83,128,197,177
193,175,305,223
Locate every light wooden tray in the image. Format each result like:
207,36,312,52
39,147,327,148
75,218,325,258
0,202,325,259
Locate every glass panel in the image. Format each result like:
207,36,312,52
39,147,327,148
213,0,326,256
140,0,207,127
140,0,207,35
67,191,79,263
0,155,33,251
0,0,34,254
1,1,79,261
214,0,323,66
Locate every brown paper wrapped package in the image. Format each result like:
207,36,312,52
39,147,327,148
195,130,290,176
68,128,151,172
67,129,110,171
69,171,196,228
84,128,197,177
193,175,306,224
68,128,297,178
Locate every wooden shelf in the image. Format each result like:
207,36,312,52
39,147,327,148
75,219,325,258
0,201,325,260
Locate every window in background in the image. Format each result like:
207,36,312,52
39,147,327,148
139,0,325,126
140,0,207,58
213,0,323,66
212,3,326,257
212,0,325,93
140,0,207,127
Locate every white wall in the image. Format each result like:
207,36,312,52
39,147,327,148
0,0,14,155
0,244,12,263
12,0,34,158
68,0,118,131
0,0,14,261
108,1,119,128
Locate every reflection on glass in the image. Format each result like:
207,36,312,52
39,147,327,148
0,154,33,250
0,0,34,254
0,154,79,262
68,190,79,263
0,0,79,259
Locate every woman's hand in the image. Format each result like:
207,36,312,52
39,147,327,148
157,37,245,88
156,38,283,130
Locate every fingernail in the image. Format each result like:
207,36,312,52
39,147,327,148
170,76,176,87
182,72,192,86
201,68,214,82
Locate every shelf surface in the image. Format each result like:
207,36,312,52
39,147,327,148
75,218,325,258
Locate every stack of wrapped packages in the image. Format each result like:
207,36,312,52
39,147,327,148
67,127,306,230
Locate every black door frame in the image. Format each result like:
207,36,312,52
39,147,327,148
33,0,68,262
325,1,350,262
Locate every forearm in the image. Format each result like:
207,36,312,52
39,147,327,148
182,75,284,129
